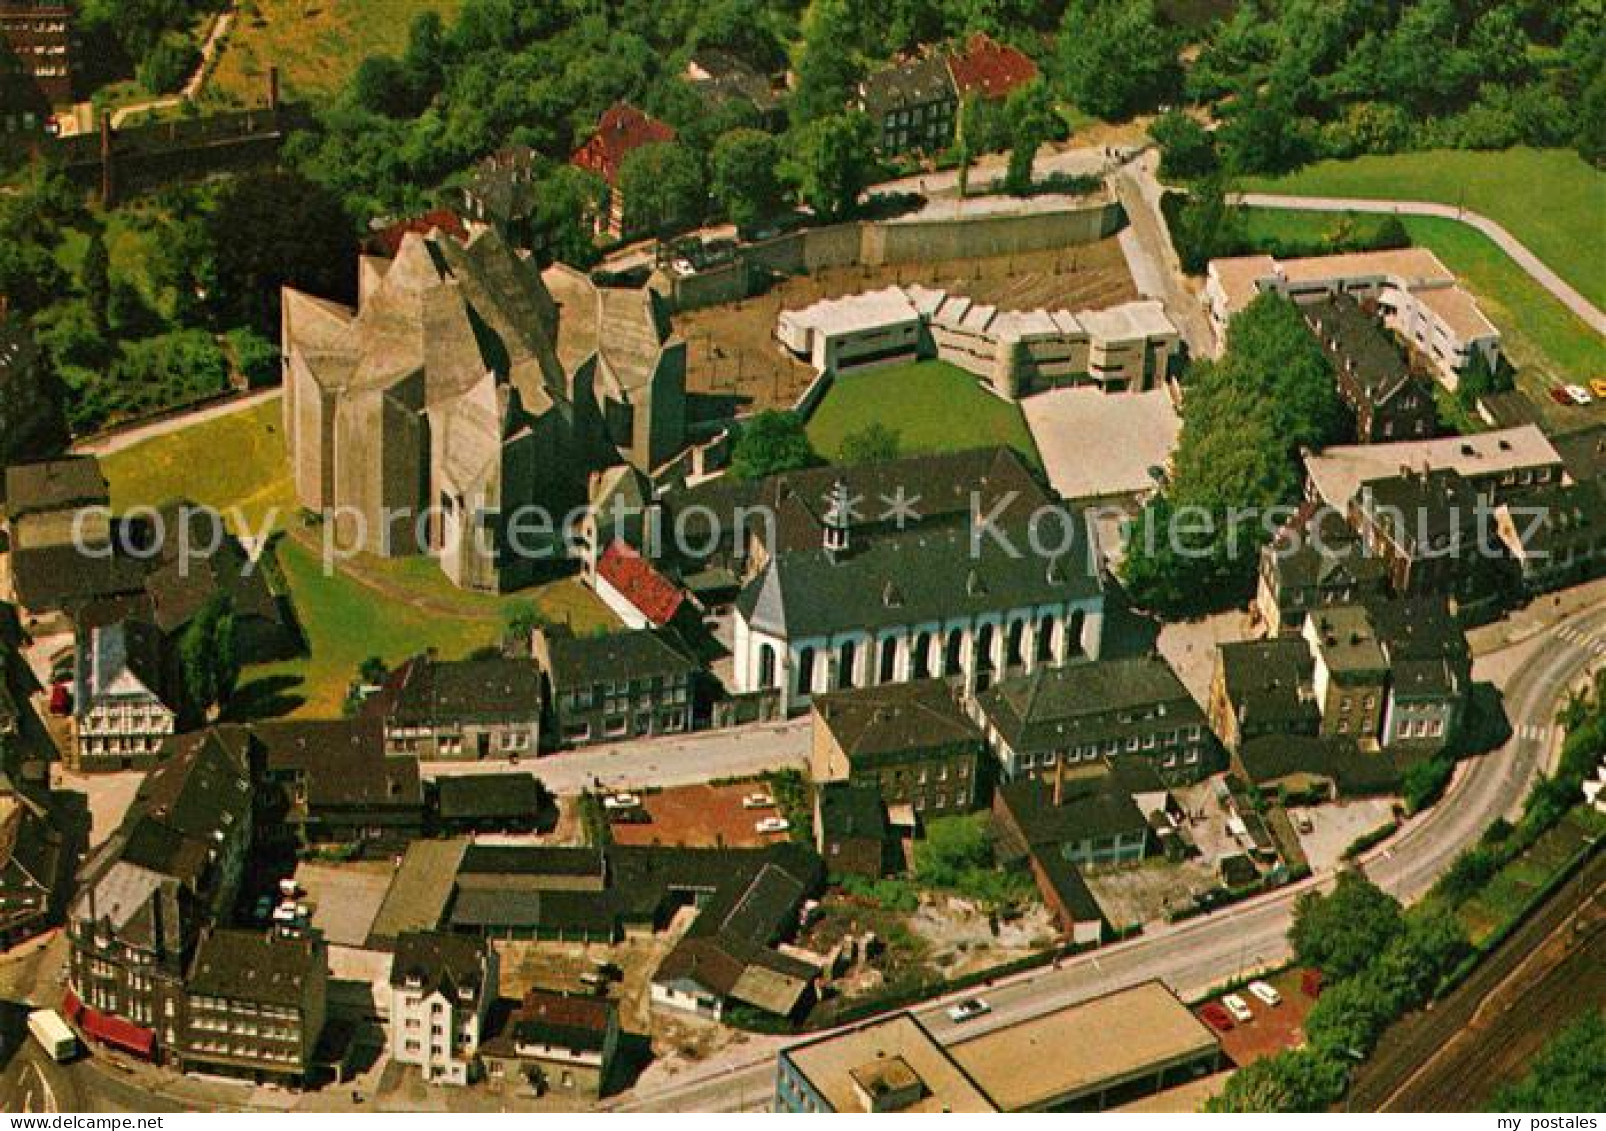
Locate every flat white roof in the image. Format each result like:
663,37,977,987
1303,424,1563,507
779,286,920,336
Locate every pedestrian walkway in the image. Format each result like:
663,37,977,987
1235,192,1606,337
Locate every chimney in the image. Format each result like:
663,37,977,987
823,478,851,559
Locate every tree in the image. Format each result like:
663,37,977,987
0,323,69,467
790,0,862,127
179,593,238,719
81,229,111,333
1493,1011,1606,1112
729,410,818,479
1003,83,1056,195
618,142,706,237
710,129,785,230
838,422,901,465
1150,110,1219,181
789,112,875,222
204,171,355,335
1290,871,1405,983
1054,0,1181,120
1168,176,1246,273
1207,1049,1348,1112
1304,971,1396,1059
136,30,200,95
1120,293,1343,616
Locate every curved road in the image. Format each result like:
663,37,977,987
612,604,1606,1112
1234,192,1606,338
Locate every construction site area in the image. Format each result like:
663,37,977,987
678,236,1139,417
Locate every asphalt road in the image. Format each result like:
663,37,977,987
610,606,1606,1112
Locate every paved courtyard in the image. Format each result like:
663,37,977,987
1022,386,1181,501
1291,797,1400,870
295,861,396,948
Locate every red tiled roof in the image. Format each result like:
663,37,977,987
597,540,685,627
947,34,1038,100
368,209,469,257
570,102,677,186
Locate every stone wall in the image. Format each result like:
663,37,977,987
657,197,1126,314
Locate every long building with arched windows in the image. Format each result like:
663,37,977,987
660,448,1107,715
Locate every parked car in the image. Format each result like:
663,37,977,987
754,816,790,835
47,683,72,716
1222,993,1253,1023
1198,1002,1235,1032
602,793,641,811
741,793,775,810
1301,969,1325,998
1566,384,1593,405
946,998,990,1024
1591,378,1606,399
1293,811,1314,834
1248,980,1283,1007
1550,386,1576,406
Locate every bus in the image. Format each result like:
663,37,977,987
28,1009,77,1063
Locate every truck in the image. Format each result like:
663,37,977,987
28,1009,77,1063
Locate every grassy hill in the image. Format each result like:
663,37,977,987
1242,148,1606,312
207,0,465,103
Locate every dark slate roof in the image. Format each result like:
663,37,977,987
1265,504,1387,592
391,929,489,996
1033,850,1104,926
509,988,615,1051
541,629,698,692
129,730,252,858
447,887,615,935
188,928,323,1007
738,516,1100,640
140,503,284,635
817,782,888,842
1302,296,1418,405
460,844,604,879
685,48,777,112
813,679,981,767
435,773,547,822
671,446,1047,561
1357,468,1483,553
1216,639,1319,731
1237,735,1400,796
860,53,956,117
252,718,423,810
385,655,543,724
978,658,1200,752
4,456,107,519
9,544,150,613
81,618,173,709
996,767,1151,847
1499,480,1606,557
1365,596,1470,667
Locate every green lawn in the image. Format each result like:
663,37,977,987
1456,807,1606,945
1241,148,1606,310
208,0,465,103
1240,209,1606,427
101,398,298,533
805,361,1041,466
100,397,618,718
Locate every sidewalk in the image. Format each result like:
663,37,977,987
1468,577,1606,656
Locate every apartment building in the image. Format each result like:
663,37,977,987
389,931,500,1086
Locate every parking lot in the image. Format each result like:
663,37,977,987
1198,968,1320,1067
609,782,790,849
1291,797,1400,871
